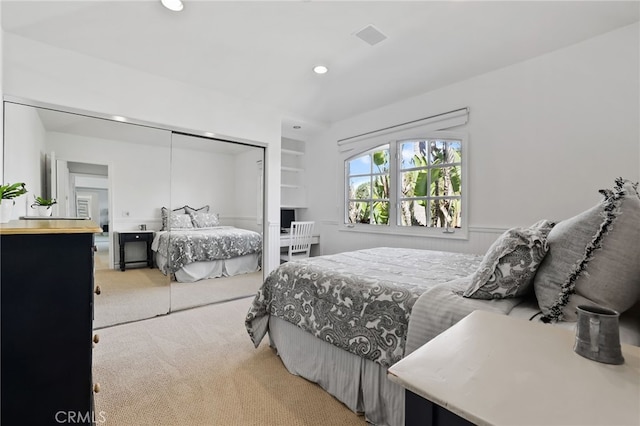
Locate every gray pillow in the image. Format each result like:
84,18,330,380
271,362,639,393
189,211,219,228
184,205,210,215
534,178,640,322
167,213,193,230
161,206,186,231
462,220,554,300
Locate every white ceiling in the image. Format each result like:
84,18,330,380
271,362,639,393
2,1,639,139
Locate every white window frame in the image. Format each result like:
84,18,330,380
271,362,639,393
341,130,468,240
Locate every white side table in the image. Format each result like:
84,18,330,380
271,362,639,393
388,310,640,426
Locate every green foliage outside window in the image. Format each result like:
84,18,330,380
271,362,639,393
400,140,461,228
346,138,463,230
348,148,389,225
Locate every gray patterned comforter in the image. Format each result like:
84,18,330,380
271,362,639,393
245,247,482,367
154,227,262,274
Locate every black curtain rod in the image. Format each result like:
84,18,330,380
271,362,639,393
337,107,468,144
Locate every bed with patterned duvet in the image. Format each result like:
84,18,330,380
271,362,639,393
153,226,262,282
245,178,640,426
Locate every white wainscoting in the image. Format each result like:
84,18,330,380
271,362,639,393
266,222,281,274
314,221,506,257
112,217,162,232
229,215,262,233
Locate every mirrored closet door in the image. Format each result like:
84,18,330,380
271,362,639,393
3,101,172,328
3,101,266,327
167,133,265,312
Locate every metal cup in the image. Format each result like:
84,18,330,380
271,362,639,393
574,305,624,365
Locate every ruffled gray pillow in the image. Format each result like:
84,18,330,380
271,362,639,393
462,220,554,300
161,206,186,231
185,205,210,215
534,178,640,322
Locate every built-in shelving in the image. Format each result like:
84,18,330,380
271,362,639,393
281,166,304,173
281,138,306,208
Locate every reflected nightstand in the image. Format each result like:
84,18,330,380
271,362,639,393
117,231,154,271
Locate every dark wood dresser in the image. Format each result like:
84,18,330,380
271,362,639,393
1,219,102,426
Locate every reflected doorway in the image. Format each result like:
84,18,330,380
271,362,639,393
66,162,111,267
48,157,112,267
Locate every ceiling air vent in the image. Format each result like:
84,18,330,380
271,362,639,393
354,24,387,46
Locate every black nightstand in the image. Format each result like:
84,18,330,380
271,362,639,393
118,231,154,271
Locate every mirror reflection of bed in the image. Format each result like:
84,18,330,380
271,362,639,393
166,133,265,312
3,101,265,329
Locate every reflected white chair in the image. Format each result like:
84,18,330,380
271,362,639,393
280,221,315,263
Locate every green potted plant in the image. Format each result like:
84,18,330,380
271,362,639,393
0,182,28,223
31,195,57,217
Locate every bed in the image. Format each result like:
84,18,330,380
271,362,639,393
245,178,640,426
152,226,262,283
153,205,262,282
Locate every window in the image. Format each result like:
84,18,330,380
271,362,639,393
344,133,466,238
346,146,390,225
398,139,462,229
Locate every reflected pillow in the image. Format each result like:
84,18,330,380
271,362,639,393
189,211,220,228
161,206,186,231
462,220,554,300
168,213,193,230
533,178,640,322
185,205,210,215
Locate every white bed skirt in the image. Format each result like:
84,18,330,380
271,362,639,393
268,316,404,426
155,252,261,283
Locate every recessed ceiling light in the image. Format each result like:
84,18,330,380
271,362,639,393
204,132,216,137
161,0,184,12
112,116,127,122
313,65,328,75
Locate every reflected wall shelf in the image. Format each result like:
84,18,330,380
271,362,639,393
281,138,307,208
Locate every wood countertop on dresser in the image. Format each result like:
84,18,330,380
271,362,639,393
0,219,102,235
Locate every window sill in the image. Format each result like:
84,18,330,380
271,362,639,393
338,224,468,240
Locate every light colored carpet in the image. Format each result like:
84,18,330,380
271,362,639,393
93,297,366,426
94,267,171,329
94,234,111,270
170,271,263,312
94,268,263,329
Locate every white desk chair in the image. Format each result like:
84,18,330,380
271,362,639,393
280,221,315,263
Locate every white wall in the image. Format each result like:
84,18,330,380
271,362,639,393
47,131,172,231
170,140,262,232
2,33,283,273
0,16,4,183
3,102,46,218
170,144,235,217
233,147,264,233
305,23,640,256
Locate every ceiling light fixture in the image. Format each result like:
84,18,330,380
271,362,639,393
313,65,328,75
161,0,184,12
